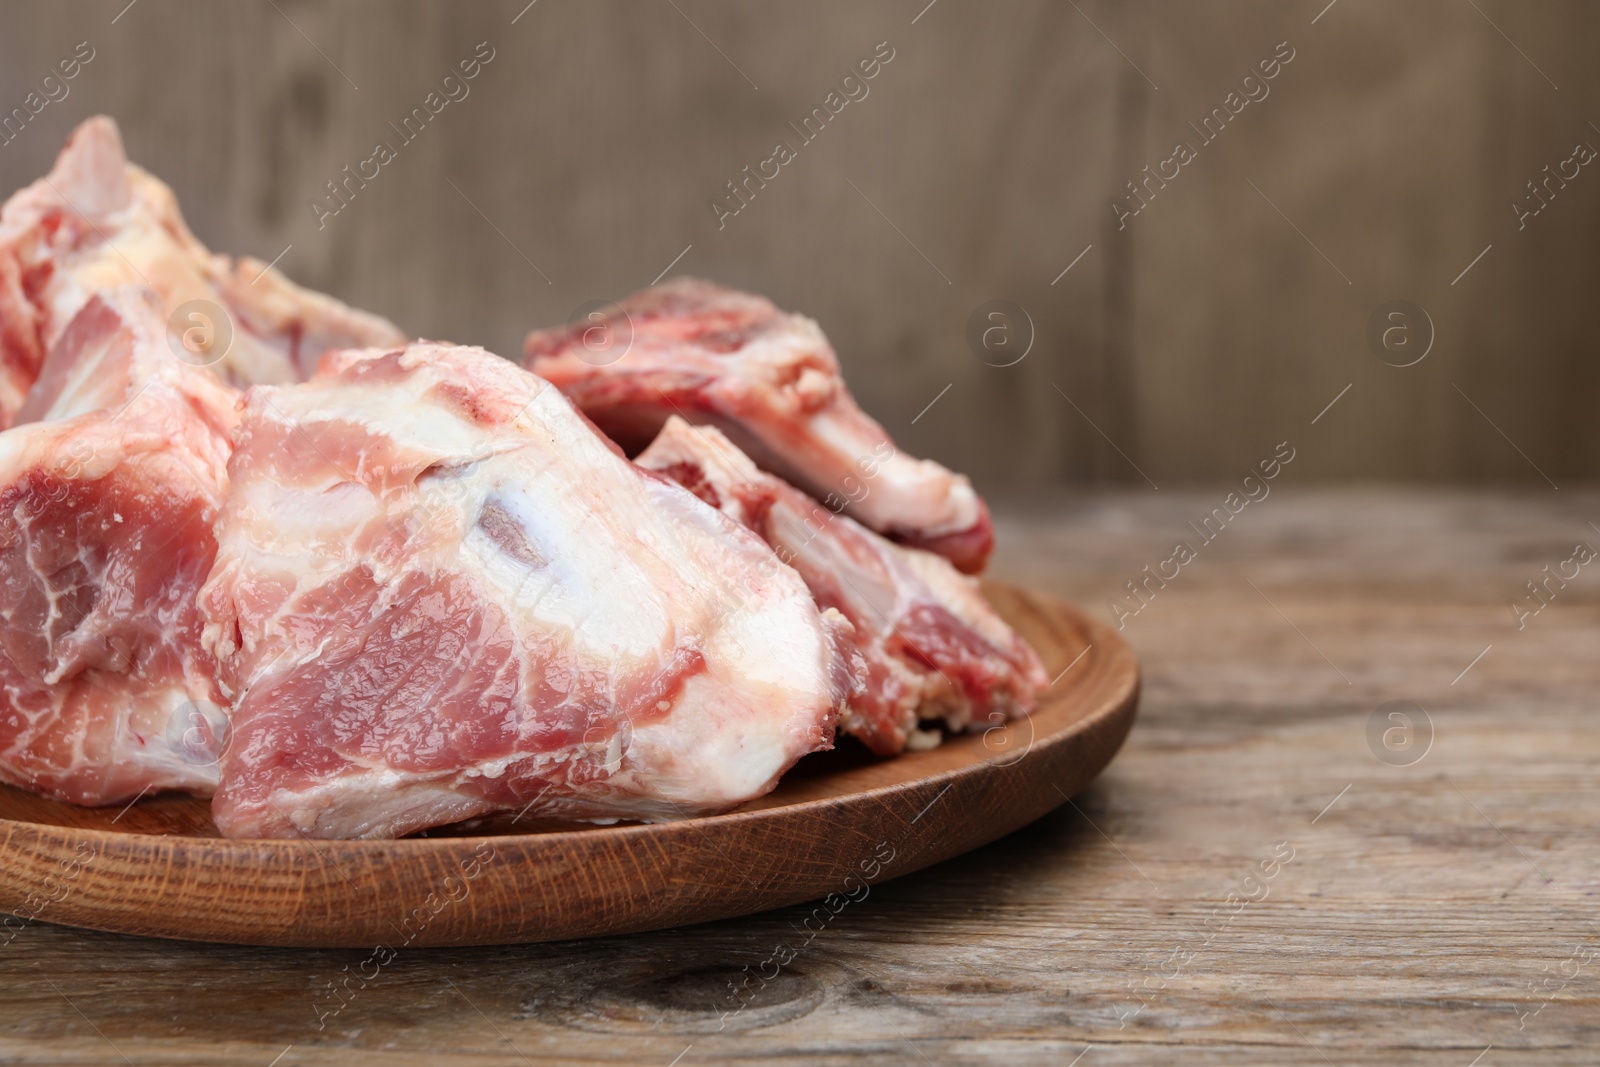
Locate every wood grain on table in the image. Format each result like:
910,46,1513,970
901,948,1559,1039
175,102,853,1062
3,488,1596,1066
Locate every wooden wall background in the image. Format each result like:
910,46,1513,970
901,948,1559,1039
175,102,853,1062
1,0,1596,493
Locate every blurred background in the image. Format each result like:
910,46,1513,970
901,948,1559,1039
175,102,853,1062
1,0,1596,497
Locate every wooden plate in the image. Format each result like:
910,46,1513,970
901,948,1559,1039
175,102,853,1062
0,583,1137,947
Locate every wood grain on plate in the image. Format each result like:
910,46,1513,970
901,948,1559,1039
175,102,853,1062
0,582,1137,948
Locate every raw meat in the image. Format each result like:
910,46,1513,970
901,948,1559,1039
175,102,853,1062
199,342,860,839
637,416,1046,755
524,278,995,573
0,288,235,805
0,115,404,427
17,287,237,426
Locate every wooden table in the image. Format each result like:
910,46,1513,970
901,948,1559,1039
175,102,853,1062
4,488,1596,1065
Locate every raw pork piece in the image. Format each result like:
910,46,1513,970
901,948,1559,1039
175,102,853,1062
0,288,236,805
0,115,404,426
199,342,860,840
637,416,1046,755
524,278,995,573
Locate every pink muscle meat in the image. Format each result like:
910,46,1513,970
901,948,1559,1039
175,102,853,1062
637,416,1045,756
200,342,859,839
524,278,995,573
0,288,235,805
0,115,404,427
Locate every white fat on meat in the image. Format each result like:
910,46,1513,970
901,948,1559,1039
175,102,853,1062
199,342,859,839
0,287,234,804
637,416,1046,755
524,278,995,573
0,115,404,427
